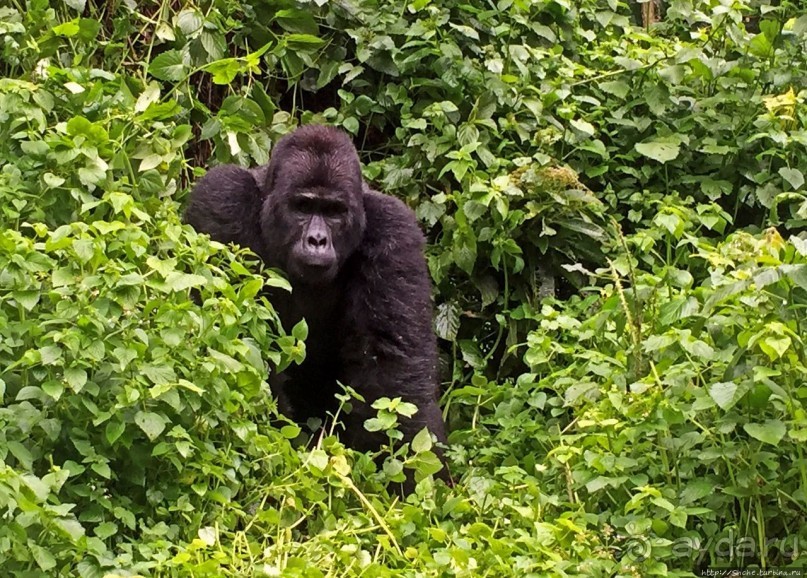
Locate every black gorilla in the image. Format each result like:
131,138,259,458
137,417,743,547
185,125,448,479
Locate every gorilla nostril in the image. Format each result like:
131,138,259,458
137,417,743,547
307,234,327,248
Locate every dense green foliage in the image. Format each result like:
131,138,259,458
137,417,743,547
1,0,807,575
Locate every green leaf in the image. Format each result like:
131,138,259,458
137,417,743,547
163,272,208,292
42,380,64,401
201,31,226,60
13,290,40,311
292,319,308,341
654,212,683,237
599,80,630,98
105,421,126,445
39,345,62,365
64,0,86,11
285,34,325,47
21,473,49,501
72,238,94,263
758,334,791,360
281,424,301,439
342,117,359,135
53,21,80,37
177,9,203,35
411,427,433,453
29,543,57,571
149,50,187,81
779,167,804,190
198,526,217,546
658,296,698,326
669,509,687,529
569,119,595,137
95,522,118,539
54,518,85,541
92,462,111,478
142,364,176,385
744,420,786,446
434,301,461,342
8,441,33,469
708,381,741,411
634,139,680,163
135,411,166,441
749,33,773,58
308,449,328,471
275,9,319,34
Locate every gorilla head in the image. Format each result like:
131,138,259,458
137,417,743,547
258,126,367,286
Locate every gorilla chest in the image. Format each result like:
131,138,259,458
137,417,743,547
273,286,350,419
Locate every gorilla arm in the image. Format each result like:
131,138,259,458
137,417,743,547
339,189,449,470
183,164,267,257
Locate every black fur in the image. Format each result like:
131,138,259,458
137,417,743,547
185,125,448,482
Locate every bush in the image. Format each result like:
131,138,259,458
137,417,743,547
1,0,806,575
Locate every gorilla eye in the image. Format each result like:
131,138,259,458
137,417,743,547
292,197,317,214
322,202,348,218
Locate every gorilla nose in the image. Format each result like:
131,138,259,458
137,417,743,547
307,234,329,249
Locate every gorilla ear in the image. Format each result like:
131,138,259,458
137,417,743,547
249,164,272,197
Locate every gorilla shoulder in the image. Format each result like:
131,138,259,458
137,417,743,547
359,187,427,258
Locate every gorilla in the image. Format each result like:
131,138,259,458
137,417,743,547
185,125,448,482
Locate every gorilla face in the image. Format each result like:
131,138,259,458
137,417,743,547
285,185,350,284
260,126,367,287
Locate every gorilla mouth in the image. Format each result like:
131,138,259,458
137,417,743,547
290,259,338,285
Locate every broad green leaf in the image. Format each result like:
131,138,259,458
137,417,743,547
64,0,85,11
411,427,433,453
21,473,49,501
53,518,85,541
680,337,714,360
744,420,786,446
779,167,804,190
135,82,161,113
72,238,94,263
163,271,208,292
105,421,125,445
149,50,187,81
176,9,203,35
654,212,683,237
135,411,166,441
92,462,111,478
758,334,791,360
292,319,308,341
658,296,698,326
13,290,40,311
669,509,687,529
634,139,680,163
708,381,741,411
435,301,461,342
143,364,176,385
198,526,217,546
308,449,328,471
29,543,57,571
599,80,630,98
8,441,33,469
201,31,226,60
39,345,62,365
570,119,595,136
749,33,773,58
42,380,64,400
281,424,301,439
95,522,118,539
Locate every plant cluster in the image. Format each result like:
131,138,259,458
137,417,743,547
1,0,806,576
